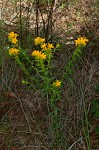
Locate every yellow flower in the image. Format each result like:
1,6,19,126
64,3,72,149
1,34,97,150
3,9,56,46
32,50,46,60
9,48,20,56
41,43,47,50
47,43,54,49
40,53,46,59
8,31,18,39
53,80,61,87
40,38,45,43
32,50,40,56
75,37,89,46
41,43,54,52
11,38,18,44
8,32,18,44
34,37,45,45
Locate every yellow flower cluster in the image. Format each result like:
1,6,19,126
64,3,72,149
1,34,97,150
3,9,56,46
41,43,54,51
75,37,89,46
9,48,20,56
41,43,47,50
32,50,46,60
34,37,45,45
8,31,18,44
53,80,61,87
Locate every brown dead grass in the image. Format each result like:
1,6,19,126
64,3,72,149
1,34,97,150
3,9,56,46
0,0,99,150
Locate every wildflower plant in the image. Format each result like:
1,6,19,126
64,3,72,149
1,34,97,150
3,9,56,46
8,32,62,149
65,37,89,78
64,36,90,150
7,32,89,149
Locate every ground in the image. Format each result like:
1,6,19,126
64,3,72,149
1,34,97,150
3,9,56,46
0,0,99,149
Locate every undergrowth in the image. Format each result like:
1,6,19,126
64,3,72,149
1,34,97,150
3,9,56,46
0,0,99,150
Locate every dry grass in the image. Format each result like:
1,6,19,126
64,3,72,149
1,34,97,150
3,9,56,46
0,0,99,150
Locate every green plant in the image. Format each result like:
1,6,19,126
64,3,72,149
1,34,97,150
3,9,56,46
82,98,91,150
7,31,63,149
91,84,99,137
7,31,90,149
91,99,99,120
64,37,89,79
63,36,91,149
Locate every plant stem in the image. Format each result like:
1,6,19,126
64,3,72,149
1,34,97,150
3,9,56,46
81,90,91,150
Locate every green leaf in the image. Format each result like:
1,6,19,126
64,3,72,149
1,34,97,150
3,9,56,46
91,99,99,118
94,126,99,136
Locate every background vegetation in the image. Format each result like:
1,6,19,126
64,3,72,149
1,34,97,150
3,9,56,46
0,0,99,150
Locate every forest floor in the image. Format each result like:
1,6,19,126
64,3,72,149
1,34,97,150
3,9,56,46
0,0,99,150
